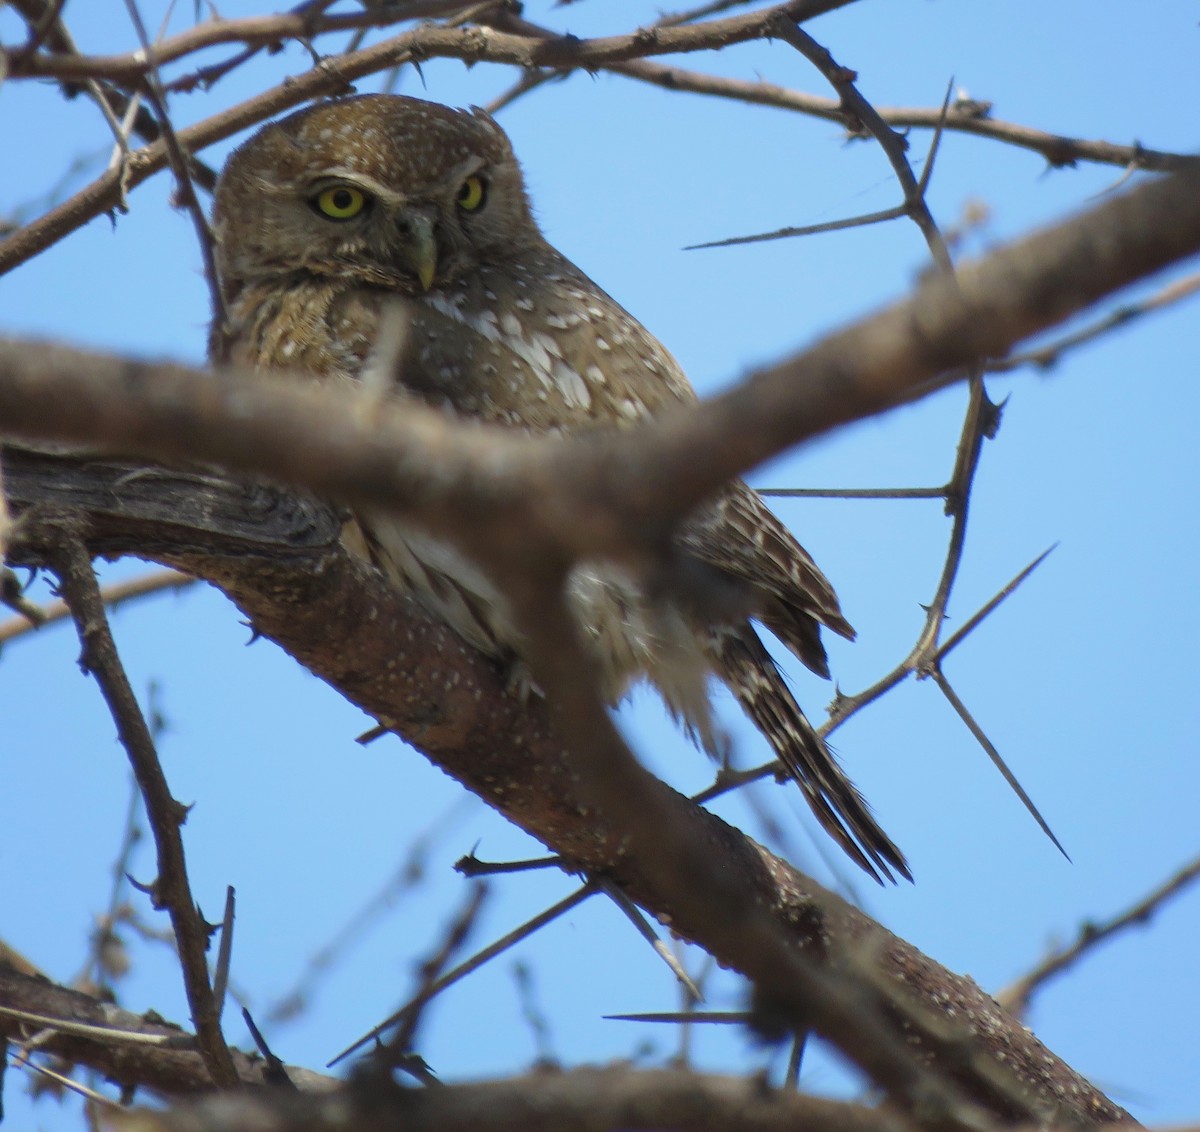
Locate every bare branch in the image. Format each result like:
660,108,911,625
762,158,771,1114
379,882,487,1070
4,2,846,85
0,567,193,646
998,856,1200,1019
46,535,236,1086
3,167,1197,563
989,269,1200,375
118,0,227,343
330,884,596,1068
777,21,952,272
5,158,1190,1120
117,1065,910,1132
0,2,880,276
0,966,336,1095
601,58,1196,174
757,486,945,499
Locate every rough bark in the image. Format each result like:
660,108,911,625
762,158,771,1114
3,447,1130,1123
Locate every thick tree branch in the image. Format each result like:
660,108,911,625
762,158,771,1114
0,966,335,1096
2,453,1129,1123
117,1063,906,1132
1,164,1198,563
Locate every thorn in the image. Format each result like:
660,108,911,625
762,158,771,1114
933,671,1069,859
242,1007,295,1088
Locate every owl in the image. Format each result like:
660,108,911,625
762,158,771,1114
211,94,909,883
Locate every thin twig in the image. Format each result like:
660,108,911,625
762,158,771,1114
173,0,343,95
685,204,907,250
7,1044,125,1110
604,55,1194,173
997,854,1200,1019
757,485,946,500
605,1010,751,1024
49,535,236,1086
455,852,564,877
121,0,228,348
688,77,954,251
0,1003,173,1047
380,882,488,1070
265,799,468,1028
989,268,1200,374
76,773,142,995
777,22,952,272
8,0,71,60
0,567,193,646
1,566,46,624
6,0,221,191
511,960,556,1066
785,1029,808,1088
328,883,596,1067
241,1008,296,1088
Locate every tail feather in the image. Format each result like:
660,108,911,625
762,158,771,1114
712,628,911,885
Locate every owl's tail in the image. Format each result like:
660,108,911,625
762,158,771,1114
714,629,911,885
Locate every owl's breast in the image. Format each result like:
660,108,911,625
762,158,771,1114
225,277,376,384
394,264,694,432
403,291,586,429
227,264,695,435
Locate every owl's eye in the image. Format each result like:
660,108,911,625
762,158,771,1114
456,175,487,212
313,185,369,220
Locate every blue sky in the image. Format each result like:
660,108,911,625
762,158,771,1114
2,1,1198,1125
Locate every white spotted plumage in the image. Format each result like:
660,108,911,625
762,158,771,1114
211,93,909,883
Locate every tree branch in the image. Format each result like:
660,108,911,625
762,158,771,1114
5,164,1190,1120
45,533,237,1086
1,454,1130,1123
117,1063,909,1132
0,966,334,1096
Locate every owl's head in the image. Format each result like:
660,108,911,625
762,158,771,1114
212,95,539,300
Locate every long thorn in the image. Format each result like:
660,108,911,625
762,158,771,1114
933,670,1069,860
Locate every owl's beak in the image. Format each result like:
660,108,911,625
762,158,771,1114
396,209,438,292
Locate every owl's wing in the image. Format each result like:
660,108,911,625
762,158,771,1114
680,484,854,677
551,279,858,670
710,624,909,883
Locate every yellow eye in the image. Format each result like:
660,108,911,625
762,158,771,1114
313,185,368,220
456,175,487,212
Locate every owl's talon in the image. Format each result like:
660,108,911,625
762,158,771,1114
504,658,543,703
